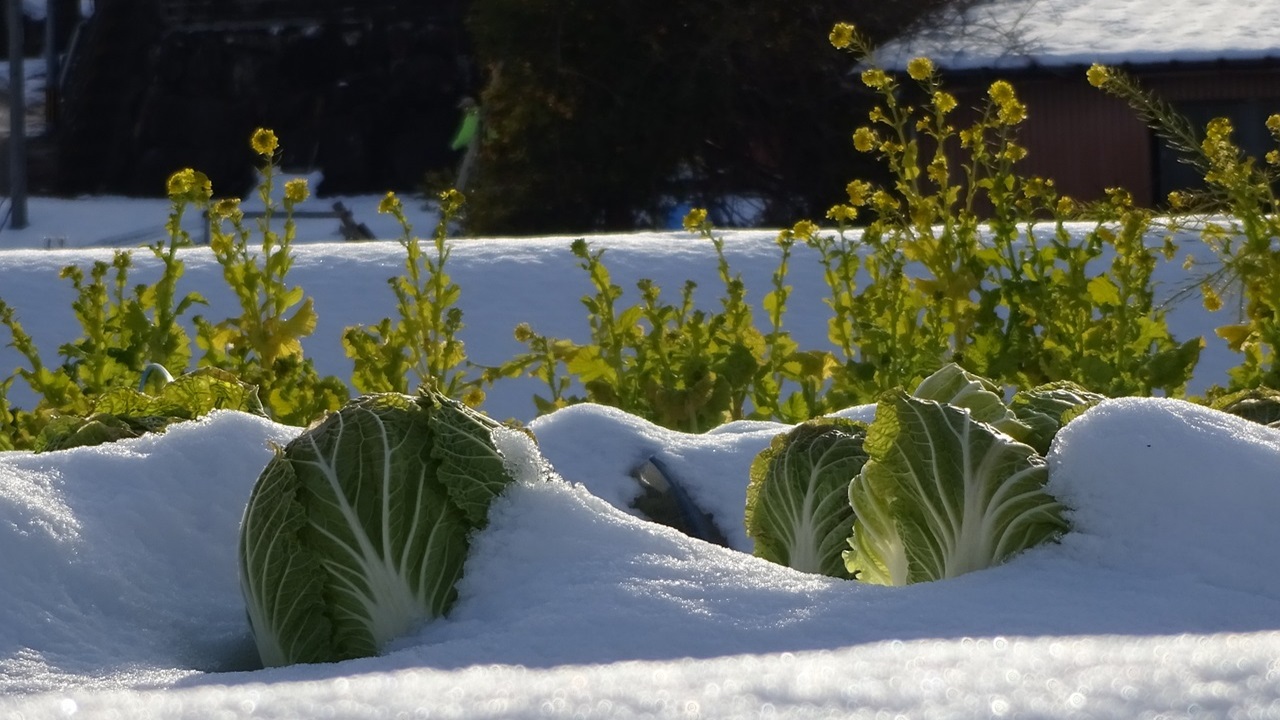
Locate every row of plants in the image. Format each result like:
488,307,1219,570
235,353,1279,668
3,27,1280,451
743,362,1278,586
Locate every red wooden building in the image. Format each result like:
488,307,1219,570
881,0,1280,206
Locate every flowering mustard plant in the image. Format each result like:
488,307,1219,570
803,22,1197,399
344,189,481,406
1089,64,1280,389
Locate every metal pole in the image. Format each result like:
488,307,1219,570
7,0,27,229
43,0,57,131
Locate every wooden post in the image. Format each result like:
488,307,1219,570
43,0,58,131
7,0,27,229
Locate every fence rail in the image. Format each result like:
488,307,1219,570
157,0,430,28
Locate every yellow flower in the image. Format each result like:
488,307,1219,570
852,127,877,153
933,91,958,114
872,189,899,210
791,220,819,241
1201,117,1238,170
211,197,243,222
438,188,465,214
987,80,1026,124
999,101,1026,125
166,168,193,199
682,207,709,233
826,204,858,224
1268,114,1280,136
165,168,212,204
1205,116,1233,142
1167,191,1188,209
250,128,278,157
462,387,486,408
193,171,212,202
283,178,309,206
829,23,855,50
927,157,948,184
1056,196,1076,217
845,179,872,206
861,68,890,90
1201,284,1222,312
906,57,934,81
1086,64,1110,88
1105,187,1133,208
1001,142,1028,162
377,191,402,215
988,80,1015,105
1267,150,1280,166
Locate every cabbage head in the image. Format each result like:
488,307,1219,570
845,391,1068,585
745,418,868,578
238,389,523,667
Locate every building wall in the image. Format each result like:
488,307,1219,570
950,63,1280,207
1016,74,1151,204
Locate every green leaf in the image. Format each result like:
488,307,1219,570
745,418,868,578
427,392,518,525
845,391,1068,586
1144,337,1202,393
1009,381,1107,454
564,346,616,385
912,363,1031,442
1086,275,1122,307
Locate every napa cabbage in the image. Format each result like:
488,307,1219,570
844,391,1068,585
745,417,868,578
238,389,528,667
1210,387,1280,429
37,367,264,452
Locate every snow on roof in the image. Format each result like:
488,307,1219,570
878,0,1280,71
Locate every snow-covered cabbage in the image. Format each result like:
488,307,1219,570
1009,381,1107,454
1210,387,1280,429
238,390,525,667
844,391,1068,586
37,367,265,452
745,418,868,578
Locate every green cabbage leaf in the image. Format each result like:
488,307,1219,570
912,363,1031,442
1009,381,1108,454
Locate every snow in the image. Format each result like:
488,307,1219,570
879,0,1280,70
2,196,1280,717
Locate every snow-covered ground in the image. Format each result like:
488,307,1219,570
1,194,1278,718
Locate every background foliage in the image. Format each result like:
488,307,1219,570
462,0,964,234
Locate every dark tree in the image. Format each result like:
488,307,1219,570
463,0,962,235
55,0,474,196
